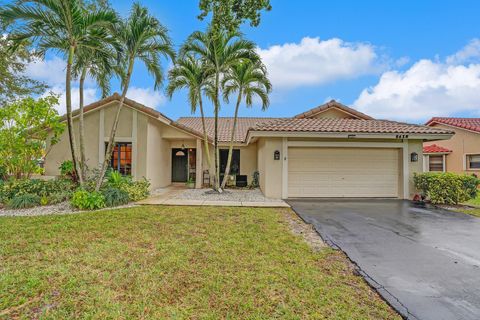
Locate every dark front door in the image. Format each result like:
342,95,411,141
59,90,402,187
172,149,188,182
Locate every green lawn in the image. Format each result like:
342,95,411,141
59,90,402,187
0,206,398,319
465,193,480,207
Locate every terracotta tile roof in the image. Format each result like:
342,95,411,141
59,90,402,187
294,100,374,120
176,117,282,143
250,118,454,135
425,117,480,133
423,144,452,154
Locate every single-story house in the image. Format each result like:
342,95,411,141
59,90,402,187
45,94,453,199
423,118,480,173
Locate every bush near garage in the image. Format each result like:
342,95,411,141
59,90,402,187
414,172,480,205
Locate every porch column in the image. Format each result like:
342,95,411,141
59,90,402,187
196,138,202,188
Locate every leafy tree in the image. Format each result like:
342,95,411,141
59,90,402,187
220,59,271,188
95,3,174,191
198,0,271,32
0,36,46,105
0,95,65,179
181,28,256,190
1,0,118,185
167,54,213,174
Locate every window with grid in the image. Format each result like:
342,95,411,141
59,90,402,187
467,154,480,169
428,155,444,172
107,142,132,175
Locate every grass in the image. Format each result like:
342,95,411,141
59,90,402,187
0,206,399,319
465,193,480,207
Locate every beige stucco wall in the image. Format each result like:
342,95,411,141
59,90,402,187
408,140,423,198
201,143,258,185
310,108,357,119
44,102,201,190
256,137,284,199
256,137,424,199
45,109,100,175
424,124,480,174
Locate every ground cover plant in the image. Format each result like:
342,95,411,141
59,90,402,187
0,206,399,319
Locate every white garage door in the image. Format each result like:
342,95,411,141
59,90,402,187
288,147,400,198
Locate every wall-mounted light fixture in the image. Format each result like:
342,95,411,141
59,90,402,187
274,150,280,160
410,152,418,162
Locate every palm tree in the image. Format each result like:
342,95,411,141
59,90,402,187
220,60,271,189
166,54,213,174
181,29,256,190
95,3,174,191
0,0,117,184
72,45,116,182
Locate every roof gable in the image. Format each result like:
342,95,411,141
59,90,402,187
294,100,374,120
426,117,480,134
60,93,206,140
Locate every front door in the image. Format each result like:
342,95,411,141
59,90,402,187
172,149,188,182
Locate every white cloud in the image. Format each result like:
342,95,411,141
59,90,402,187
25,56,66,86
354,40,480,122
44,86,99,115
257,37,383,89
446,39,480,64
126,87,165,108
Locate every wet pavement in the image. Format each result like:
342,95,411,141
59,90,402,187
288,199,480,320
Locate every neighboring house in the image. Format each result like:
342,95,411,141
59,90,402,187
45,95,453,199
424,118,480,174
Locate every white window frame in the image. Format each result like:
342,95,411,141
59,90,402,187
424,154,446,172
464,153,480,171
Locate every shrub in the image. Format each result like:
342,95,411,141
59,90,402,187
103,187,130,207
414,172,480,205
119,179,150,202
59,160,74,177
7,193,41,209
0,178,75,204
71,190,105,210
107,170,125,188
48,191,72,205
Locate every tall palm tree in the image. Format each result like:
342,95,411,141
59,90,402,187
181,29,256,190
220,60,271,189
95,3,174,191
72,45,116,182
166,54,213,174
0,0,117,184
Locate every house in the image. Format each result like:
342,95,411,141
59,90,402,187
45,95,453,199
424,118,480,174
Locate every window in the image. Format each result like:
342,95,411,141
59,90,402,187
220,149,240,175
428,155,444,172
107,142,132,175
467,154,480,170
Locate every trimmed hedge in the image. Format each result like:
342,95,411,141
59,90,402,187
414,172,479,205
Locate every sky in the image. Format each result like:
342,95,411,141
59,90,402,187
14,0,480,123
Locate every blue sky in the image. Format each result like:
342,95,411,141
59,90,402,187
16,0,480,123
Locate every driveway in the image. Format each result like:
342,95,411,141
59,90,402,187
288,199,480,320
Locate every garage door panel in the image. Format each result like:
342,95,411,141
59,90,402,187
288,147,399,198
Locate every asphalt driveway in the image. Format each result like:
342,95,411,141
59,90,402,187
288,199,480,320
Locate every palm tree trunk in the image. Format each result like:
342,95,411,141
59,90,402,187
78,67,87,183
213,71,220,191
198,94,212,180
95,58,134,191
65,45,83,184
221,89,242,189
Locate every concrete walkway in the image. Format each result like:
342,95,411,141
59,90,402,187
138,186,289,207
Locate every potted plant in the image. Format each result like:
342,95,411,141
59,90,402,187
186,177,195,189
